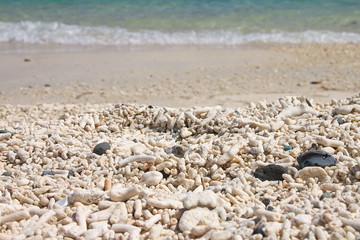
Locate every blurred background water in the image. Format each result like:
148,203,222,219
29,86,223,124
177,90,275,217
0,0,359,45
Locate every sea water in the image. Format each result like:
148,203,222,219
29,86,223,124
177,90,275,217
0,0,359,46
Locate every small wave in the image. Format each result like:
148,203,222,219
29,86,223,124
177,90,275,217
1,21,360,45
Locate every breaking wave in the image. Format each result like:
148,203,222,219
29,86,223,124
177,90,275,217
1,21,360,46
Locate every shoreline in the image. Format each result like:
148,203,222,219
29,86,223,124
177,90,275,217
0,42,274,55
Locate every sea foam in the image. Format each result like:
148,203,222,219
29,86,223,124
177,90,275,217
1,21,360,46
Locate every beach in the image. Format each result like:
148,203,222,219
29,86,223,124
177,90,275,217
1,42,360,239
1,0,360,239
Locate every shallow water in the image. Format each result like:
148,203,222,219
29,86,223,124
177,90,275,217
0,0,359,45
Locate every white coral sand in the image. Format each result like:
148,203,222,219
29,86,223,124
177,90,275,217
0,94,360,239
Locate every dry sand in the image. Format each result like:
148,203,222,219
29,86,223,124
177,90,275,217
0,43,359,107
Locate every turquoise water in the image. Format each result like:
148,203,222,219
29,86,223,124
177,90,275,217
0,0,359,45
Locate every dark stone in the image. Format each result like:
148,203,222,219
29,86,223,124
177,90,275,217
67,170,75,178
42,171,53,176
166,145,187,158
173,124,179,132
320,192,332,200
0,130,14,136
160,170,170,179
310,81,322,85
2,172,11,177
255,129,262,134
48,134,52,138
297,150,337,169
253,227,266,237
254,164,287,181
132,139,137,143
306,98,312,107
207,129,216,134
267,206,274,211
93,142,111,155
44,84,51,87
283,145,293,151
148,105,153,109
310,143,318,150
262,198,270,207
337,118,345,125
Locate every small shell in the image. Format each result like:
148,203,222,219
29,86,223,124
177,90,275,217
295,167,328,182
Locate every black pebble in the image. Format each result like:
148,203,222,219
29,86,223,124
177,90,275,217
337,118,345,125
148,105,153,109
67,170,75,178
2,172,11,177
254,164,287,181
166,145,187,158
320,192,332,200
297,150,337,169
306,98,312,107
207,129,216,134
253,227,266,237
310,143,318,150
48,134,52,138
0,130,14,136
93,142,111,155
267,206,274,211
173,124,179,132
42,170,53,176
160,170,170,179
310,81,322,85
262,198,270,207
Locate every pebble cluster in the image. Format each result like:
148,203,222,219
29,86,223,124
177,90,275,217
0,94,360,240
